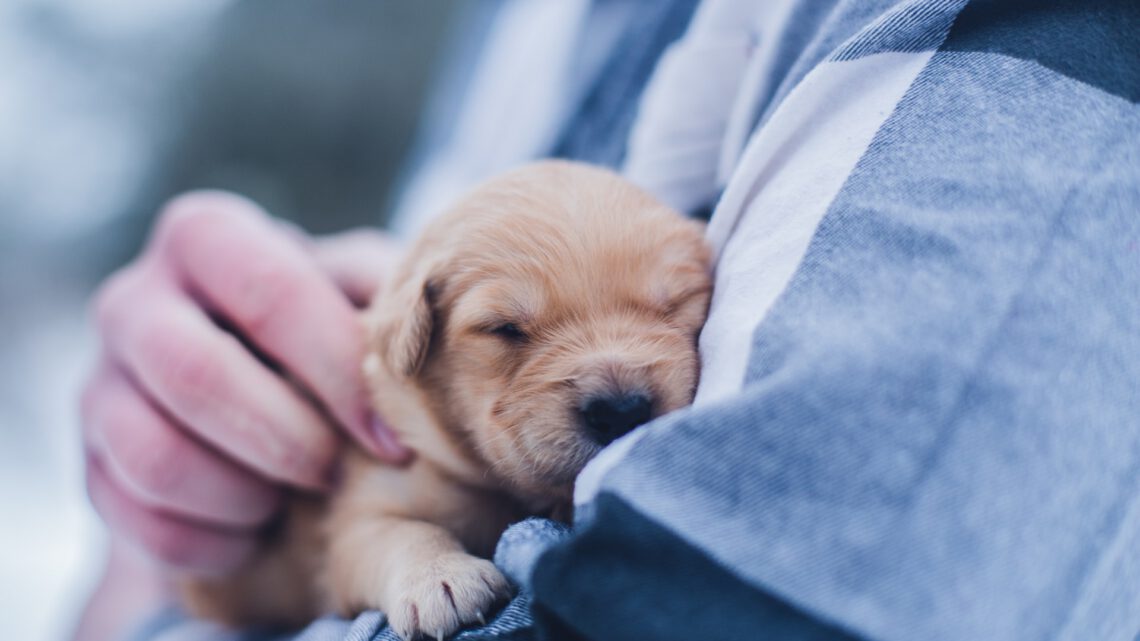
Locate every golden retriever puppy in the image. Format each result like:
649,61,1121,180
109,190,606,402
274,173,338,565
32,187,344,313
182,160,712,640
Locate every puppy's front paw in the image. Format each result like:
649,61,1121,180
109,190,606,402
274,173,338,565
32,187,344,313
388,553,511,641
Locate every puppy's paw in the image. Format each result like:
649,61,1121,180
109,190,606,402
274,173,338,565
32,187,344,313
388,553,511,641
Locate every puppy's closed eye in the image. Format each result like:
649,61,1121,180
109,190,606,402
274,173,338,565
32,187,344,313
490,323,527,341
487,322,528,342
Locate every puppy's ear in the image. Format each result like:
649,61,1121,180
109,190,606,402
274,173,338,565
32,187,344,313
367,263,440,378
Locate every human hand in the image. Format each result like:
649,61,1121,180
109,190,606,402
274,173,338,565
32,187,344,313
81,191,409,576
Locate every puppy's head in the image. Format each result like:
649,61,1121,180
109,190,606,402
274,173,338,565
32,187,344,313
370,161,711,500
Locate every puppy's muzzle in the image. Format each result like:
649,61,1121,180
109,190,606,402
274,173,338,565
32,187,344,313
579,391,654,445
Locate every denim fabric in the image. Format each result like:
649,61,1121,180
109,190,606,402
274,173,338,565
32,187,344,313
492,519,572,592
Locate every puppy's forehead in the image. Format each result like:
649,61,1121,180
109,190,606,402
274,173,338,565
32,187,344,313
426,161,709,317
452,218,702,318
452,277,547,321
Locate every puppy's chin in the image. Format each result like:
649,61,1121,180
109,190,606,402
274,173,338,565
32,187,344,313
475,417,601,503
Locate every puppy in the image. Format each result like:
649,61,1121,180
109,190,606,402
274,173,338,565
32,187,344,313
182,160,712,640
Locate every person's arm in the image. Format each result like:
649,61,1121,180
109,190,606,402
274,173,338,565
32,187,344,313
76,191,411,640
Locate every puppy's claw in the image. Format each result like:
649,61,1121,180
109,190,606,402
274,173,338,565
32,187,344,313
388,554,510,641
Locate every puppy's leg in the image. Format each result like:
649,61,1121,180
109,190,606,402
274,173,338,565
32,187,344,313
180,548,321,630
325,515,511,641
181,498,325,629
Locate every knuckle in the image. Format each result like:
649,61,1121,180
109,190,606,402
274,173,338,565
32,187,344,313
154,191,259,254
122,430,187,500
260,423,338,488
234,261,301,335
142,329,222,402
85,387,180,497
143,524,203,569
144,524,251,574
163,350,220,402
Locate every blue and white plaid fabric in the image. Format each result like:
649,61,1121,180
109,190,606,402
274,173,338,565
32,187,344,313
135,1,1140,640
545,1,1140,640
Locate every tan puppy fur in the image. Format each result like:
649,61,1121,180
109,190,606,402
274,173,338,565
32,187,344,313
182,161,712,640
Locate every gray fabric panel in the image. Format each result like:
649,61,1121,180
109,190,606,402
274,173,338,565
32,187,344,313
943,0,1140,103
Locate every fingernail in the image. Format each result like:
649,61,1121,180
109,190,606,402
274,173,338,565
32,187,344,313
369,412,412,462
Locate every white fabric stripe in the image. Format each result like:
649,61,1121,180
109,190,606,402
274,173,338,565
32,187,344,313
716,0,800,184
574,426,647,507
621,0,756,214
696,51,935,406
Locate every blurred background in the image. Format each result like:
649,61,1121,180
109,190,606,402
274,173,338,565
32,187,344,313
0,1,465,638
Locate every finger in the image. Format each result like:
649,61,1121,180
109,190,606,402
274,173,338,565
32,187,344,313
96,266,342,490
86,454,257,576
82,359,282,527
152,192,408,462
310,229,404,307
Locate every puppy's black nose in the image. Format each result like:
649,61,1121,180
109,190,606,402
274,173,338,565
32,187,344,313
580,393,653,445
